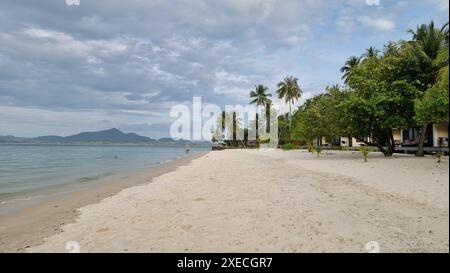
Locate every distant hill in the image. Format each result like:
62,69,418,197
33,135,65,142
158,137,189,143
65,128,154,142
0,128,210,145
0,135,30,142
34,128,154,142
0,128,154,143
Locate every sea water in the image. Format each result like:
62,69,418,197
0,143,210,209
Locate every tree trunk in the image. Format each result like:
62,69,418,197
415,124,427,157
385,130,395,157
288,102,292,129
348,136,353,147
357,133,394,157
255,108,259,141
288,102,292,142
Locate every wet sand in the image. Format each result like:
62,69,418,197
0,152,207,252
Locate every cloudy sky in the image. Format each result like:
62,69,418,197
0,0,448,139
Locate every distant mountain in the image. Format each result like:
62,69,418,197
63,128,153,142
37,128,155,142
158,137,189,143
33,135,65,142
158,138,212,145
1,128,211,144
0,135,31,142
1,128,155,143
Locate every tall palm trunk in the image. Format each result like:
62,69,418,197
415,124,428,157
256,108,259,140
265,104,270,133
288,101,292,141
288,102,292,129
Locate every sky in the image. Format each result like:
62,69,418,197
0,0,448,139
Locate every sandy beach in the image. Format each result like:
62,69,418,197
0,152,207,252
4,149,443,253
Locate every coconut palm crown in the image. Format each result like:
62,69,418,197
340,56,361,84
276,75,302,130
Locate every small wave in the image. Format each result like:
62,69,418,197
76,172,114,183
159,159,172,164
0,194,44,205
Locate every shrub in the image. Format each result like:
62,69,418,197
358,146,370,162
436,151,443,163
282,143,294,150
259,136,271,144
316,146,323,157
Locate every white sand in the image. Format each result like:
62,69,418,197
29,150,449,253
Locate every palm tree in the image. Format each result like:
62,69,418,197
265,101,272,134
407,21,445,61
435,22,449,89
214,111,226,142
406,21,448,156
276,75,302,132
340,56,360,84
250,84,272,108
363,46,380,59
215,111,243,144
250,84,272,138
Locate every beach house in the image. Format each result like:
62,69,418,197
315,121,449,149
392,122,449,148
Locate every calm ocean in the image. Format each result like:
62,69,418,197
0,143,210,208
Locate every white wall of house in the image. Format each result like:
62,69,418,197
435,122,449,147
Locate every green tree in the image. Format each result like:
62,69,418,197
277,113,291,144
406,21,448,156
213,111,226,142
249,84,272,138
292,97,323,145
345,43,419,156
414,87,449,126
292,86,347,149
340,56,361,84
276,75,302,136
363,46,380,59
216,111,243,147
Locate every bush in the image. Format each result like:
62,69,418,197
436,151,443,163
358,146,370,162
282,143,294,150
259,136,271,144
315,146,323,157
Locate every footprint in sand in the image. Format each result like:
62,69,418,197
96,227,110,233
181,224,192,231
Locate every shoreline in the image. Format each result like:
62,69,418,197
29,149,448,253
0,151,208,253
2,149,448,253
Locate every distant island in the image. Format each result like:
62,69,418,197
0,128,210,145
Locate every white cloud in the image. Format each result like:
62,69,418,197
0,0,445,137
365,0,380,6
336,8,358,33
22,28,128,57
358,15,395,31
